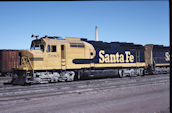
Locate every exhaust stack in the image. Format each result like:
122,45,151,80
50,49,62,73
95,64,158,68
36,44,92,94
95,26,98,41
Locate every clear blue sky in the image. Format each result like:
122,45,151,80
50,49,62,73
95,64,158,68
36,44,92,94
0,1,169,49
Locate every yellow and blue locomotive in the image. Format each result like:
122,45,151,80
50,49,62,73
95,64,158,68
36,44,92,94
12,35,170,85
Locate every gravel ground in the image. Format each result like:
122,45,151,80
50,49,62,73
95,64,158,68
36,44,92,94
0,74,169,113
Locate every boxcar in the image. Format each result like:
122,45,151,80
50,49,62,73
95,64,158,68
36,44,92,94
0,50,19,76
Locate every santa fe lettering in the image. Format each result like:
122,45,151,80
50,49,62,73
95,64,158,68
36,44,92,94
99,50,134,63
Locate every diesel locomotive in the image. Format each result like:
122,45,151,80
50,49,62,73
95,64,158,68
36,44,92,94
12,36,170,85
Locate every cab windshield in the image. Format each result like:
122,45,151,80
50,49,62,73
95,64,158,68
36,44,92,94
30,40,45,52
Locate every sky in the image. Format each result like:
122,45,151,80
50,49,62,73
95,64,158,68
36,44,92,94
0,1,169,49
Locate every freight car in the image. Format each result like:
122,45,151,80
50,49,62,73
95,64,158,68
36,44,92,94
0,50,19,76
11,36,170,85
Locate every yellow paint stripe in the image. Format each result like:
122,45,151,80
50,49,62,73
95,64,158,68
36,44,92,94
156,63,169,66
94,63,146,67
65,63,146,69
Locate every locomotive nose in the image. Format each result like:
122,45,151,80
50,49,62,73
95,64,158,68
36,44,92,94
20,50,34,58
18,50,34,68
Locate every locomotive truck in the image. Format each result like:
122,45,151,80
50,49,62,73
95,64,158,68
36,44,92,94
12,35,170,85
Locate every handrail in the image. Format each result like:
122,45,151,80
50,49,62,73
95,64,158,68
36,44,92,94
21,57,28,70
27,57,34,72
21,56,34,73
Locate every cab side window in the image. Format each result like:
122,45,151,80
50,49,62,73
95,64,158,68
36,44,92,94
51,45,57,52
47,45,50,52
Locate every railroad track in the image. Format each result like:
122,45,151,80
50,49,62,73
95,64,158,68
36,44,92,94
0,74,169,102
0,74,169,94
0,74,169,93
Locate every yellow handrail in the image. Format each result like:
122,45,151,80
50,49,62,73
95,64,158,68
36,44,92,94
27,57,34,74
21,56,34,73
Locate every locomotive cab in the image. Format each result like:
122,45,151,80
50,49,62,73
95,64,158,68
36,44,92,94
18,38,45,71
19,36,62,71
